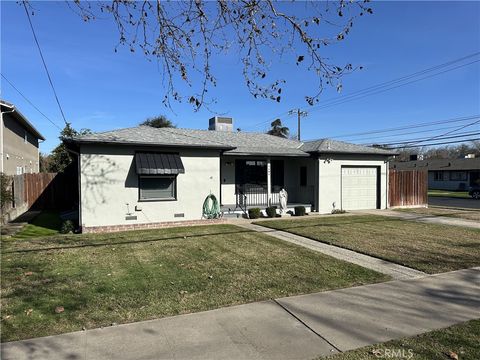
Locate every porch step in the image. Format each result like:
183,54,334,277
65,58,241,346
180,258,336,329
222,212,242,219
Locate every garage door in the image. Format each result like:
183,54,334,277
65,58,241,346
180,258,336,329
341,167,378,210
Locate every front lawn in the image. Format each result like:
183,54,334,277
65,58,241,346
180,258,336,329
256,215,480,273
1,224,387,342
322,319,480,360
428,190,470,198
395,207,480,222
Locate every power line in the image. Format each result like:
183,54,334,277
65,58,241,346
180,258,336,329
247,52,480,131
326,115,480,139
392,138,480,149
367,131,480,147
1,73,63,131
246,110,294,131
345,123,479,142
306,60,480,112
399,119,480,147
312,52,480,110
22,1,68,125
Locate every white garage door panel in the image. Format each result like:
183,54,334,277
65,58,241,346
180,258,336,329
342,167,377,210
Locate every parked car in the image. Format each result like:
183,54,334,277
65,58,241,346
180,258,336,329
468,186,480,199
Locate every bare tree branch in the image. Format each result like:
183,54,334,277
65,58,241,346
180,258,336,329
66,0,373,110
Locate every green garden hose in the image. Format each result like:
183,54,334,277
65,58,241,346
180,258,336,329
202,194,221,219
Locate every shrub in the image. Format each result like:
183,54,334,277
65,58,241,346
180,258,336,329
331,209,346,214
266,206,277,218
248,208,261,219
60,220,75,234
0,172,13,211
294,206,306,216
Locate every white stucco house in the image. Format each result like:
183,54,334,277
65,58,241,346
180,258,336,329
66,117,397,233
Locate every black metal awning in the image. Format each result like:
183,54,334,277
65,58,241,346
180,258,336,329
135,153,185,175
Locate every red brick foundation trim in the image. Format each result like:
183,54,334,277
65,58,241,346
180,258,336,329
82,218,227,234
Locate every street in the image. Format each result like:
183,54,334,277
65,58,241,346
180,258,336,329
429,196,480,209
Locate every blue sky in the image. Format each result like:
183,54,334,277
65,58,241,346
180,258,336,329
1,1,479,153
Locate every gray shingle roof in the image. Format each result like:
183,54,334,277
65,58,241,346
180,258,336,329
71,126,396,157
72,126,231,149
72,126,307,155
301,139,398,155
391,157,480,171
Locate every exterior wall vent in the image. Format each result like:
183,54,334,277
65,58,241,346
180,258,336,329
174,213,185,218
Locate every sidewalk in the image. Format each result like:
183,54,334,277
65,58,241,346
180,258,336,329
3,268,479,360
356,209,480,229
238,223,425,280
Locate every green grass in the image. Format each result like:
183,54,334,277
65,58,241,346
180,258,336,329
13,212,62,239
322,319,480,360
0,224,388,342
428,190,470,198
255,215,480,274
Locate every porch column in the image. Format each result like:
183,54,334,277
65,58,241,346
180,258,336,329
267,158,272,206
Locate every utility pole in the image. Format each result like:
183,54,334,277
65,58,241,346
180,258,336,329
288,109,308,141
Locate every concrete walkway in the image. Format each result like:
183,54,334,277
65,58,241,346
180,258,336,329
356,209,480,229
2,268,479,360
238,223,425,280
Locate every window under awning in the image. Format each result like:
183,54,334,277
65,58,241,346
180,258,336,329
135,152,185,175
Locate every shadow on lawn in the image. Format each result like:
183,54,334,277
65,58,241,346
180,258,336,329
3,216,401,254
6,214,478,255
2,228,255,254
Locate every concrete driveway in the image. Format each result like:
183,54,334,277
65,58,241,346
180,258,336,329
429,196,480,209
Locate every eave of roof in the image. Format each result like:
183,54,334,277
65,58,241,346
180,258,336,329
223,150,310,157
65,138,235,151
1,101,46,140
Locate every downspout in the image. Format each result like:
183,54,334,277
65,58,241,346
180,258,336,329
37,138,45,173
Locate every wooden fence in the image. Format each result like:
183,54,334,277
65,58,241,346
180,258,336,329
22,172,77,210
388,169,428,207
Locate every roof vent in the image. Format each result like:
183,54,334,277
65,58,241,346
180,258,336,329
209,117,233,132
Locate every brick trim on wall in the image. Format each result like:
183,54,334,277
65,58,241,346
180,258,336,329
82,218,227,234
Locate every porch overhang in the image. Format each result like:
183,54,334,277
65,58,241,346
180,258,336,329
223,148,310,157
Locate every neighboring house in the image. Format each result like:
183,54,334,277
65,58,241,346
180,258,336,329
391,157,480,191
65,117,396,232
0,100,45,175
